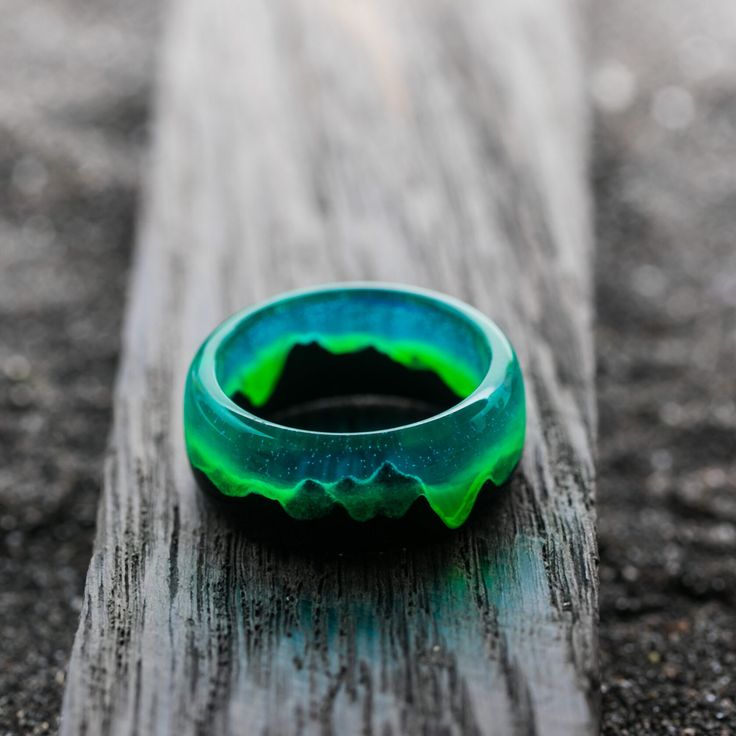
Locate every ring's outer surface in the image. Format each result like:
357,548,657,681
184,283,525,528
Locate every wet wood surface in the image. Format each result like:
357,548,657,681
61,0,598,733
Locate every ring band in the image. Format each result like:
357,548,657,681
184,283,525,528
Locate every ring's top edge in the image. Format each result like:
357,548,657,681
193,282,518,439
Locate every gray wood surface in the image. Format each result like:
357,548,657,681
61,0,598,733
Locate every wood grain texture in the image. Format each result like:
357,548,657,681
61,0,598,733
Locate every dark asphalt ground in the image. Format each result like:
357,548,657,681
594,3,736,733
1,1,734,734
0,2,155,734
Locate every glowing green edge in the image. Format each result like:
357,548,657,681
186,426,524,529
223,333,480,408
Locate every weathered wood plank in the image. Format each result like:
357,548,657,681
61,0,598,733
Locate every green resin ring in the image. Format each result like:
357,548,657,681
184,283,525,529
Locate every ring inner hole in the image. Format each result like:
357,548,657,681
231,342,464,432
216,292,491,433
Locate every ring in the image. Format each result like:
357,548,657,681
184,283,525,528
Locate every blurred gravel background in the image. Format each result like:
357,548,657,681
0,2,156,733
594,3,736,733
0,1,734,734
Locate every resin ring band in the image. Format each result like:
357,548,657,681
184,283,525,528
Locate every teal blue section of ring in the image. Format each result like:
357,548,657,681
183,283,526,528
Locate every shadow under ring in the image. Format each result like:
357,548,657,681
184,283,525,529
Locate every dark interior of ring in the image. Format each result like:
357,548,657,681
230,342,463,432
